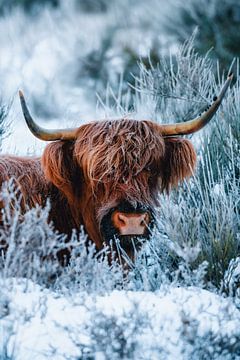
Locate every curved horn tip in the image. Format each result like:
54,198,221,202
19,90,25,99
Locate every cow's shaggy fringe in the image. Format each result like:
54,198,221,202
74,119,165,189
42,119,196,228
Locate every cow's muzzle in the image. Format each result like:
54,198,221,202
100,201,154,255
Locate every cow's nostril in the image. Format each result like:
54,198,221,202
118,214,126,225
111,211,150,236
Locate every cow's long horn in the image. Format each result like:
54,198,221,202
158,74,233,136
19,91,78,141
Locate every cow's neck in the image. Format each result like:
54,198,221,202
48,184,79,237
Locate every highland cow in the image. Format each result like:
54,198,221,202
0,75,232,260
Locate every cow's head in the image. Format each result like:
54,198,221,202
19,75,232,259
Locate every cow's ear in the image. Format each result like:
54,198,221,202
160,138,197,192
41,141,80,203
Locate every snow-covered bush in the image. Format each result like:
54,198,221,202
0,180,67,284
1,280,240,360
224,257,240,302
73,0,165,103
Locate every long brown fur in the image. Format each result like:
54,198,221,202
0,119,197,255
0,156,47,210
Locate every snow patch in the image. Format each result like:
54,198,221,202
1,279,239,359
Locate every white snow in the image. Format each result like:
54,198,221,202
1,279,239,359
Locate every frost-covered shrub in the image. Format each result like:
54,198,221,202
0,180,126,292
199,66,240,182
55,235,125,294
132,33,218,121
180,312,240,359
72,0,165,103
224,257,240,301
0,180,67,284
0,286,14,360
86,306,152,360
158,161,239,289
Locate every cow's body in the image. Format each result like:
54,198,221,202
0,155,78,236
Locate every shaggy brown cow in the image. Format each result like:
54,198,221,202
0,75,232,259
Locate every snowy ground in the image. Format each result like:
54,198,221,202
1,279,240,360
